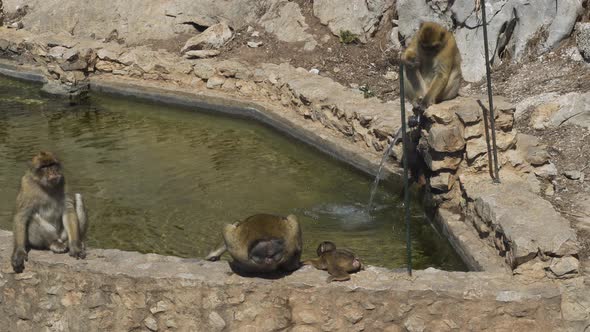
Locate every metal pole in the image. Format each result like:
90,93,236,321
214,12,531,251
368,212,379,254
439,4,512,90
481,0,501,183
399,63,412,276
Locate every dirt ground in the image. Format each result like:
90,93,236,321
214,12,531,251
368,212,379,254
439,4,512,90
516,107,590,263
219,3,402,101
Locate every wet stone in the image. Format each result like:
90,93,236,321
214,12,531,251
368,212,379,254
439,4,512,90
430,172,455,192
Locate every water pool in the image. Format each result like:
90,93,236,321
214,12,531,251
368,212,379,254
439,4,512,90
0,75,466,270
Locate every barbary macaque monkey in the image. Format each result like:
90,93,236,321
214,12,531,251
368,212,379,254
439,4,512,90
11,151,88,273
303,241,364,282
206,214,302,273
401,22,462,112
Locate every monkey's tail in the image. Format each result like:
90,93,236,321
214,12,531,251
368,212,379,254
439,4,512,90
75,193,88,240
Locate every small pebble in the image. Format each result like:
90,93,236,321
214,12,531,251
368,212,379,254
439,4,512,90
563,170,582,180
247,41,263,48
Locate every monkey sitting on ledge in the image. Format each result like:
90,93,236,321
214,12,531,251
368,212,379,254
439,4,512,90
401,21,462,114
11,151,88,273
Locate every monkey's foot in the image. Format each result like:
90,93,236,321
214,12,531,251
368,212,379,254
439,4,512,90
11,249,28,273
50,240,68,254
69,244,86,259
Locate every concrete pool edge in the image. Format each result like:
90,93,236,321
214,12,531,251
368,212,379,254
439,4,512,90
0,59,505,273
0,229,571,331
0,59,587,331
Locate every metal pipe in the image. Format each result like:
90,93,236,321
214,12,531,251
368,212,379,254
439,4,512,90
399,63,412,276
481,0,501,183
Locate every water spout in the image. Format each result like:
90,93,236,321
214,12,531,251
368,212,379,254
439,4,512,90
367,139,396,211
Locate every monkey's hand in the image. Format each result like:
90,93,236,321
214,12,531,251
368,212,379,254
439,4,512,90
11,248,28,273
401,49,419,68
69,243,86,260
415,97,429,114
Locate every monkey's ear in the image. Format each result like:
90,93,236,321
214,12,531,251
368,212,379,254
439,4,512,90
419,21,424,29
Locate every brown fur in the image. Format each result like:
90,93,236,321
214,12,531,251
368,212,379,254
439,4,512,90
303,241,364,282
11,151,88,273
206,214,302,273
401,22,462,110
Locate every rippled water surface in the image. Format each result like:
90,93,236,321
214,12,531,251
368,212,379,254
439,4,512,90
0,76,466,270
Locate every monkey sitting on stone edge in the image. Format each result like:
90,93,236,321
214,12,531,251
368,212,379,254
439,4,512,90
11,151,88,273
303,241,364,282
401,21,462,116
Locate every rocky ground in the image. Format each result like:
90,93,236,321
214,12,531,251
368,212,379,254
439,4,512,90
218,4,402,102
466,42,590,270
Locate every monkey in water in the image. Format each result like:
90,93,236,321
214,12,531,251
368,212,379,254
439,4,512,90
206,214,302,274
11,151,88,273
401,22,462,112
303,241,364,282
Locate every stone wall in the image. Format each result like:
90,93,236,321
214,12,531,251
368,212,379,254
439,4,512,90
397,96,581,275
0,231,570,332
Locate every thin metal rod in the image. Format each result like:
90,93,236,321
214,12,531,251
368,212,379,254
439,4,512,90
477,99,496,180
399,63,412,276
481,0,501,183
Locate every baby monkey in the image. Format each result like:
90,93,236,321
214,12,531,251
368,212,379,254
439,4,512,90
303,241,364,282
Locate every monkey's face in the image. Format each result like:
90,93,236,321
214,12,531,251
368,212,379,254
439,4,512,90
31,152,64,188
317,241,336,256
417,23,447,55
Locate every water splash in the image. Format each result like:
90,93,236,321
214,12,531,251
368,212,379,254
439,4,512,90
301,202,374,230
367,139,396,211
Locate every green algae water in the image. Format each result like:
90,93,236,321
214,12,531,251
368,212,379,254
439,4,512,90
0,75,466,271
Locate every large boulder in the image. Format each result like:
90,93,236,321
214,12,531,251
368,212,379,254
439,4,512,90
313,0,391,43
0,0,4,26
260,0,317,51
397,0,584,82
396,0,453,42
1,0,267,46
576,22,590,62
180,22,233,53
40,79,89,105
